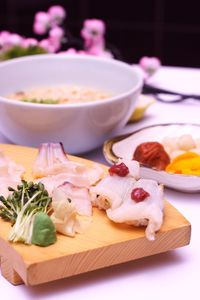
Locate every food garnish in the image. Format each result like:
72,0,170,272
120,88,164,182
108,162,129,177
0,180,56,246
166,152,200,175
131,188,150,202
162,134,200,159
22,98,59,104
133,141,170,170
129,95,155,122
51,187,91,237
32,212,57,247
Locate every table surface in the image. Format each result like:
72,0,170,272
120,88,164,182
1,66,200,300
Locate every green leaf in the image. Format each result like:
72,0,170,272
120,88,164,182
22,98,59,104
0,45,47,61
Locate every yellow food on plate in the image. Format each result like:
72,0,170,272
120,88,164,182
166,152,200,175
129,95,155,122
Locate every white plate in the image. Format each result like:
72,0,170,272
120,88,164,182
103,123,200,192
146,66,200,95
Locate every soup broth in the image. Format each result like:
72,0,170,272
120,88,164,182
8,85,111,104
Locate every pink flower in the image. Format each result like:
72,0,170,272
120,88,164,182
0,32,24,51
39,39,55,53
139,56,161,76
59,48,78,55
81,19,105,42
33,12,50,35
0,31,11,40
49,26,64,42
81,19,105,52
22,38,38,48
35,11,50,25
0,31,11,48
33,22,47,35
58,48,88,55
80,19,112,58
48,26,64,52
9,33,23,45
48,5,66,26
78,50,87,55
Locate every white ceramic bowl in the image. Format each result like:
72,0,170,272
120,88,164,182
0,54,143,154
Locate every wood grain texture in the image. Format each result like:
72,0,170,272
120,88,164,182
0,144,191,286
0,257,23,285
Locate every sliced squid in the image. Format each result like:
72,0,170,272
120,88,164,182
90,159,140,210
36,172,91,195
107,179,164,241
0,150,25,197
90,176,136,210
33,143,103,187
56,182,92,216
90,162,164,241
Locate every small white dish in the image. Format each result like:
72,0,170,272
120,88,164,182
0,54,143,154
103,123,200,192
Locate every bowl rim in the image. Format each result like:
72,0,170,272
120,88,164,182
0,54,143,109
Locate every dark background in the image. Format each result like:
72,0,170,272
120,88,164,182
0,0,200,67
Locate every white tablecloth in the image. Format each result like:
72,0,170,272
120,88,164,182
1,66,200,300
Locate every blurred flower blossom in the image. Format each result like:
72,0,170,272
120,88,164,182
139,56,161,77
0,32,24,51
33,12,50,34
33,22,47,35
48,5,66,26
81,19,112,58
49,26,64,51
39,39,55,53
59,48,87,55
22,38,38,48
0,5,115,60
59,47,77,55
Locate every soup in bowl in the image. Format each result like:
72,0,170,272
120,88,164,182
0,54,143,154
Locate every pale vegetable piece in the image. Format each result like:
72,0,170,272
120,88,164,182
51,187,91,237
162,136,179,152
178,134,195,151
106,179,164,241
33,143,103,187
129,95,155,122
31,212,57,247
56,182,92,216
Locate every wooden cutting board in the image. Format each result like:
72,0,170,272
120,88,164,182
0,144,191,286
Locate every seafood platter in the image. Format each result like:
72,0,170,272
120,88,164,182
0,143,190,285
